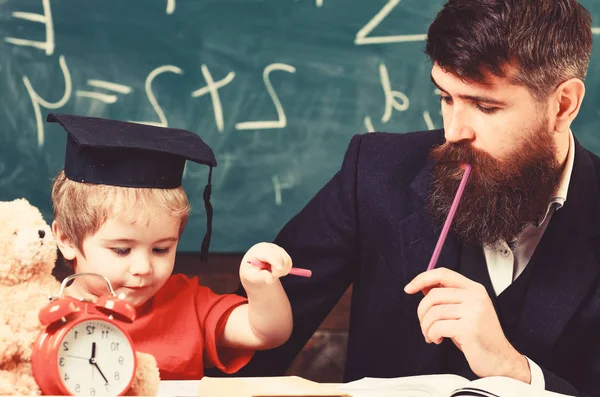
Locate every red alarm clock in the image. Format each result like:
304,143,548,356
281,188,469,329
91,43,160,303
32,273,138,396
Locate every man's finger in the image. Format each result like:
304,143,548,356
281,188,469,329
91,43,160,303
417,287,465,321
405,267,473,294
420,304,461,343
427,319,459,345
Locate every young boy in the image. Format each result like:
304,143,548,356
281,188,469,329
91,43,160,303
47,113,294,380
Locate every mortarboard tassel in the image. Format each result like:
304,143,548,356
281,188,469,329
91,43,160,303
200,167,213,263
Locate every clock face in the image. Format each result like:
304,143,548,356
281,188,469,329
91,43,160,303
57,319,135,396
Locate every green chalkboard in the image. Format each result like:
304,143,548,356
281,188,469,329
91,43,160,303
1,0,599,252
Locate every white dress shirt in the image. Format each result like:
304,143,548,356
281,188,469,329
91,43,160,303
482,130,575,389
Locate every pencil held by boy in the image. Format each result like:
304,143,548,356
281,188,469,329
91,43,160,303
47,113,293,380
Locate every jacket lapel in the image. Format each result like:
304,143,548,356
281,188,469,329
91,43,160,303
398,161,462,278
397,160,462,374
515,139,600,362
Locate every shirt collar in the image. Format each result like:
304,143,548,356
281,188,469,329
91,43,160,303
536,129,574,226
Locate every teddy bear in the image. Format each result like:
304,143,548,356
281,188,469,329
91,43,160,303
0,198,160,396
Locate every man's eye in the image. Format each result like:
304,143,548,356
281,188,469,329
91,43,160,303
153,248,170,254
476,104,499,114
111,248,130,256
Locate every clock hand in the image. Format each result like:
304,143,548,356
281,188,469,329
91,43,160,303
89,342,108,385
67,355,89,360
93,362,109,385
88,343,97,381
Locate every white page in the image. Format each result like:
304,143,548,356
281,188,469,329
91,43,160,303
451,376,576,397
338,374,469,397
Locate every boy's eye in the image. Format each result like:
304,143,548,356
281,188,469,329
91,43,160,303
153,247,170,254
111,248,130,256
440,95,453,105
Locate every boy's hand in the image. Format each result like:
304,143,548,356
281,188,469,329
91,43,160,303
240,242,293,286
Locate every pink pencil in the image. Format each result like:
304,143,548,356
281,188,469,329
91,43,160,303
247,259,312,278
426,164,472,271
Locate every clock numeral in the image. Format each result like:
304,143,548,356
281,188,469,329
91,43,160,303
110,342,120,351
90,388,96,396
86,325,95,335
118,356,124,365
115,371,120,380
101,330,109,339
74,330,78,339
62,341,69,351
59,357,64,367
75,384,80,393
64,373,69,381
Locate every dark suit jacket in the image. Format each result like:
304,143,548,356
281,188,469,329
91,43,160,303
233,130,600,396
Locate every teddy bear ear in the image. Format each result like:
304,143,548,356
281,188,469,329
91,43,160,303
94,294,136,323
39,296,83,326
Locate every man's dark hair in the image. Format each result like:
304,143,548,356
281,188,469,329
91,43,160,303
425,0,593,100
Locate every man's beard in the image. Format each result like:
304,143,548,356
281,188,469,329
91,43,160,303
428,124,562,247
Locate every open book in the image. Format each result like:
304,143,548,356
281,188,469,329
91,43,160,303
157,374,575,397
338,374,575,397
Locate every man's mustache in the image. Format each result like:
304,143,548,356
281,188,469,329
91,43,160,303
431,142,496,171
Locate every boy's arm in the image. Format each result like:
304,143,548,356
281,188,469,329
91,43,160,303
206,134,364,377
219,243,293,350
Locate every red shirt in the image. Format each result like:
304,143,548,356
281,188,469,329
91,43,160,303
120,274,253,380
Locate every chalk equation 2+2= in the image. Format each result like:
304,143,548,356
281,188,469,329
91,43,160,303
22,56,299,147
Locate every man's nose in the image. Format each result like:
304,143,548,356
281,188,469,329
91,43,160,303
444,108,475,143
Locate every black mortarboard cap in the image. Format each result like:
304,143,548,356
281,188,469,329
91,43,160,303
47,113,217,262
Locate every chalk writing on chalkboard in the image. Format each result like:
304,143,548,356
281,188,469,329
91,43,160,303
191,65,235,133
364,63,410,133
166,0,175,15
356,0,427,45
23,55,71,147
234,64,297,131
133,65,184,128
4,0,55,55
76,80,132,105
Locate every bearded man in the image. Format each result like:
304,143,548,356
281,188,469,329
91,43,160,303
228,1,600,395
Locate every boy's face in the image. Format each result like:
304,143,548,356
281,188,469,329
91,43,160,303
62,206,180,307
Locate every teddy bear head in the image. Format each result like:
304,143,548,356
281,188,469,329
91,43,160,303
0,198,57,286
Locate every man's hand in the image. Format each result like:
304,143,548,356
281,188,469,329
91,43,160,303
404,267,531,383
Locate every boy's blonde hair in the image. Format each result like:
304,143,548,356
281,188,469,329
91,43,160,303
51,170,190,252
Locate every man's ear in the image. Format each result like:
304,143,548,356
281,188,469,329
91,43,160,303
552,78,585,133
52,220,77,260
